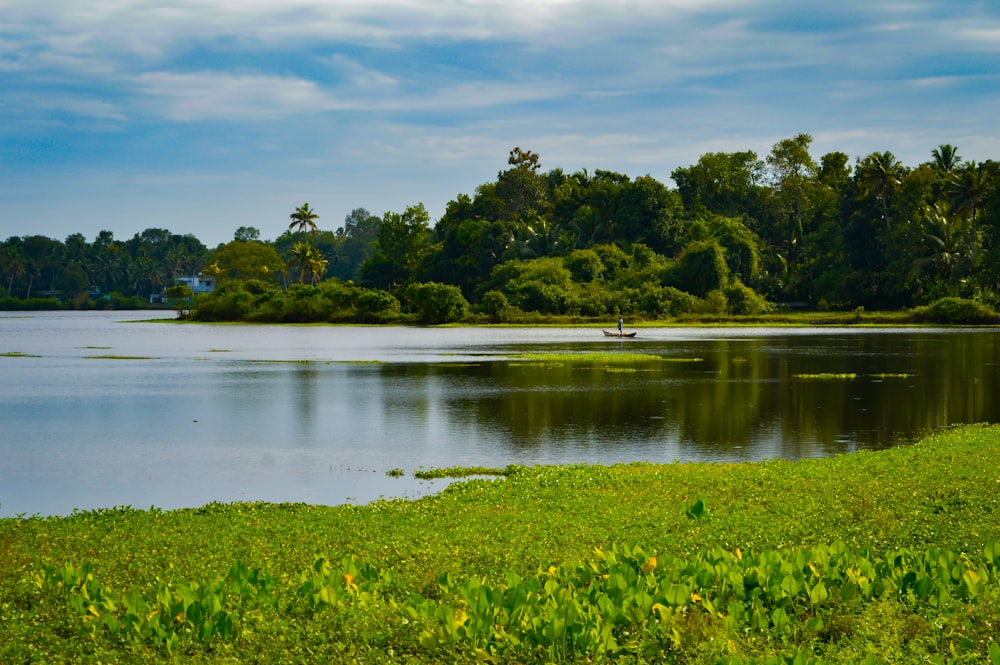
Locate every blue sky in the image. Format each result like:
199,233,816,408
2,0,999,248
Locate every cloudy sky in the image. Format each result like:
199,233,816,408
2,0,999,247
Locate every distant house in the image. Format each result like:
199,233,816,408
175,274,215,295
150,274,215,304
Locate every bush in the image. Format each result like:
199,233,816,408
108,294,148,310
404,282,469,324
243,279,280,296
635,285,700,317
355,289,402,323
698,289,729,315
564,249,605,282
724,280,773,315
574,283,614,317
0,297,63,311
192,284,255,321
509,279,576,314
670,240,730,297
910,297,1000,324
479,290,511,322
318,280,361,310
277,284,336,323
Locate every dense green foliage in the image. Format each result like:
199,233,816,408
4,140,1000,322
3,424,1000,663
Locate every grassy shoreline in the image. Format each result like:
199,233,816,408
3,425,1000,663
154,307,1000,328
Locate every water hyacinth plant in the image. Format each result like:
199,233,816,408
4,424,1000,663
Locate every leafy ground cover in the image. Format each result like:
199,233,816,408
2,425,1000,663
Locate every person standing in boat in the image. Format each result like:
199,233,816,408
618,316,624,336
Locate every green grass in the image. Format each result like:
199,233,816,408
0,351,40,357
3,424,1000,663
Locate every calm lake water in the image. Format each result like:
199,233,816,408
2,311,998,517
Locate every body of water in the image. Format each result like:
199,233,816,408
2,311,998,517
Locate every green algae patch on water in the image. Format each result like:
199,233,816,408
413,465,516,480
509,352,700,364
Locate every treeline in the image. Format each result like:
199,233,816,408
4,136,1000,322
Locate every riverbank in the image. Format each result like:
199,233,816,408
2,424,999,663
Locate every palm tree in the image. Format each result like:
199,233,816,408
288,242,312,284
287,242,328,285
911,201,967,287
949,161,991,263
306,249,328,285
289,202,320,236
931,144,962,173
3,246,25,298
857,151,905,226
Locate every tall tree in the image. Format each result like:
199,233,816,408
288,202,320,236
931,144,962,174
208,240,286,284
765,133,819,271
950,161,993,265
495,148,548,222
288,241,328,285
2,242,25,297
671,150,766,220
234,226,260,242
857,151,905,227
360,204,432,291
909,201,967,294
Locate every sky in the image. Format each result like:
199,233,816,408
2,0,999,248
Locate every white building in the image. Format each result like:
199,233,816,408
176,274,215,294
150,274,215,303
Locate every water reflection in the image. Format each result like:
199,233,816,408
1,312,998,516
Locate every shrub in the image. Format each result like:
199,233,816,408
669,240,730,297
724,280,773,315
318,279,361,310
278,284,336,322
564,249,605,282
479,290,512,322
910,297,1000,325
509,279,576,314
635,285,700,317
0,297,62,311
590,243,631,280
355,289,401,323
404,282,469,324
698,289,729,315
575,283,614,317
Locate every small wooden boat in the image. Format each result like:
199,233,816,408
603,330,637,338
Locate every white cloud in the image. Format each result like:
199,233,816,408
40,96,127,122
4,0,1000,246
135,71,346,120
327,55,398,88
957,27,1000,50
